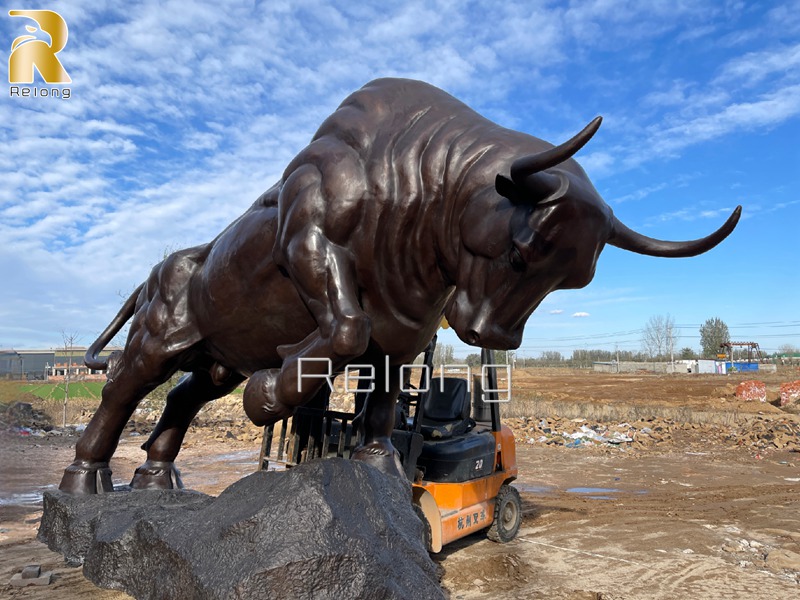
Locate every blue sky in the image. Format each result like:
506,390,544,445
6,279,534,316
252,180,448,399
1,0,798,358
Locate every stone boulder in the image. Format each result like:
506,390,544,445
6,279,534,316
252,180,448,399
39,487,213,567
766,548,800,572
39,459,444,599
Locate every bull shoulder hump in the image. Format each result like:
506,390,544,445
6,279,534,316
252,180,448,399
313,79,509,185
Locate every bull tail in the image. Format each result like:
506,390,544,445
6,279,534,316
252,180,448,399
84,283,144,370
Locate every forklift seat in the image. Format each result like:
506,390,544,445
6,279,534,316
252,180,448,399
419,377,474,439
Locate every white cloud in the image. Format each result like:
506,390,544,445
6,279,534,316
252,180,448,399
650,206,735,224
1,1,798,349
549,309,564,315
609,182,669,205
579,151,615,177
650,85,800,156
715,43,800,87
572,312,591,318
642,81,691,108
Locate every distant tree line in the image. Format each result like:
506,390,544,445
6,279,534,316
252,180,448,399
437,315,789,369
461,349,652,369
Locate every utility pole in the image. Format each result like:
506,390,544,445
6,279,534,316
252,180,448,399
670,328,675,374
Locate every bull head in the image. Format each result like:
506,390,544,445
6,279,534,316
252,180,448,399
507,117,742,258
449,117,741,350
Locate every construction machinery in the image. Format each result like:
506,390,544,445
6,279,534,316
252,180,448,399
719,341,765,363
258,336,521,552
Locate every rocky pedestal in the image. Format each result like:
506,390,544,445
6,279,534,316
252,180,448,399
39,459,444,600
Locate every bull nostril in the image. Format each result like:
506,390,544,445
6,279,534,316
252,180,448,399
467,330,480,345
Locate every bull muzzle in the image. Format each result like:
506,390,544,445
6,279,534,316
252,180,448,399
460,323,522,350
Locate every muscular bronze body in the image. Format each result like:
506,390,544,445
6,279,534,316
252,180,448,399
61,78,740,493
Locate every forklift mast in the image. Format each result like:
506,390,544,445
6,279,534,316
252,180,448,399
258,335,507,476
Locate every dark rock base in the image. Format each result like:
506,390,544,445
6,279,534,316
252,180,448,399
39,459,444,599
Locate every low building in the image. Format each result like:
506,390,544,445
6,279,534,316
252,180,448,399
0,347,121,381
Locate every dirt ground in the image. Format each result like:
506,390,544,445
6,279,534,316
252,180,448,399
2,367,800,599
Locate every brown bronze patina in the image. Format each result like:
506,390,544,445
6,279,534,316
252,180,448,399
60,78,741,493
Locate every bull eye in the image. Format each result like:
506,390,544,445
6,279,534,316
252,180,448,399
509,246,525,271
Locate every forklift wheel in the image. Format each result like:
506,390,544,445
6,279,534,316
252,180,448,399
487,484,521,543
413,503,432,552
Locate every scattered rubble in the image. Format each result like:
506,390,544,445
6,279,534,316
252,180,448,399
1,401,53,430
6,376,800,456
505,414,800,453
9,564,53,587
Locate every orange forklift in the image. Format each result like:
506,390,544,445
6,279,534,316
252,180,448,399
259,336,521,552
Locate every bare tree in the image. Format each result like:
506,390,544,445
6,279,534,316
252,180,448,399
111,247,175,347
433,343,455,367
61,331,78,427
540,351,563,366
642,314,677,360
493,350,509,365
464,353,481,367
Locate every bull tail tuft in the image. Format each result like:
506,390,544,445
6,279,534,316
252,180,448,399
84,283,144,370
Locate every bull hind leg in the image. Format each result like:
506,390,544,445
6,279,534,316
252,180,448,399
60,249,207,494
131,368,244,490
59,352,178,494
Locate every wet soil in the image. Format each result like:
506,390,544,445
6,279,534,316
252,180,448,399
2,369,799,599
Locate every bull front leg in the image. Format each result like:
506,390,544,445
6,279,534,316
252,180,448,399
350,359,405,478
243,223,371,426
243,164,407,477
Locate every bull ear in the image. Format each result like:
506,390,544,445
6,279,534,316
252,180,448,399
495,174,525,204
496,172,564,206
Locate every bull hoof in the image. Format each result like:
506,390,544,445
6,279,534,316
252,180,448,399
59,460,114,495
130,460,184,490
351,441,405,479
243,369,294,426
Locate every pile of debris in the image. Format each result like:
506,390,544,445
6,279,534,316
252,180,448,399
505,415,800,453
736,380,767,402
0,401,58,436
123,394,262,443
781,381,800,408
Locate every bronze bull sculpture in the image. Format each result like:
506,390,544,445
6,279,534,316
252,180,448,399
61,78,740,493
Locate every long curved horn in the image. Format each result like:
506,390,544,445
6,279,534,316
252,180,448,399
510,116,602,185
608,206,742,258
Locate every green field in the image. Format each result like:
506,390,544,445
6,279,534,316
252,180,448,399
21,381,105,401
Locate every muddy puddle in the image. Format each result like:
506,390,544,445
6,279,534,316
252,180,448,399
0,487,57,507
